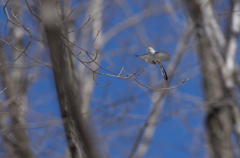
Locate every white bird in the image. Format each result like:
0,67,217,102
135,47,171,80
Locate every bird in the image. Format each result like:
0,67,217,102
135,47,171,80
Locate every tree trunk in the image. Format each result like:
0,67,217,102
184,1,237,157
41,1,99,158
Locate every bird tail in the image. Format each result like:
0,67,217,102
157,61,168,80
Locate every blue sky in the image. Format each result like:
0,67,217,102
0,0,236,158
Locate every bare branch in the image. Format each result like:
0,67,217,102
86,30,100,53
58,5,80,26
25,0,44,22
0,37,23,52
118,66,124,77
92,72,111,87
66,15,91,34
0,87,7,94
135,78,189,91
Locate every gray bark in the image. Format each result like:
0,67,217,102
41,0,99,158
0,0,33,157
184,1,238,157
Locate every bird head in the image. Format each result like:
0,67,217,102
148,47,155,54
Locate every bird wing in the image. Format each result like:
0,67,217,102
155,51,171,62
135,54,155,64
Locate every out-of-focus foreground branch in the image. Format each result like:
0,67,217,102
0,0,33,157
41,1,99,158
184,0,240,158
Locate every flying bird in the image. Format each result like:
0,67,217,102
135,47,171,80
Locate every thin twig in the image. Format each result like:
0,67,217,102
0,87,7,94
13,40,32,63
93,72,112,87
0,37,23,52
0,78,32,111
25,0,44,22
66,15,91,34
3,0,42,42
32,0,41,6
86,30,100,52
58,5,80,26
118,66,124,77
76,50,82,56
24,51,53,69
61,32,133,76
135,78,189,91
61,40,139,79
27,24,34,31
84,50,99,64
4,19,8,39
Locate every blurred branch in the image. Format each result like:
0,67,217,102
61,30,188,90
41,1,99,157
0,77,31,111
226,0,240,152
225,0,240,84
117,0,152,47
0,39,33,158
3,0,41,42
102,5,167,45
25,0,43,23
14,0,188,91
184,1,237,157
0,87,7,94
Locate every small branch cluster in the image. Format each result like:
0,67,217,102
0,0,187,91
